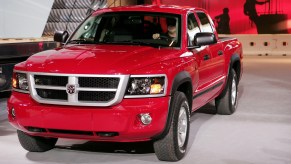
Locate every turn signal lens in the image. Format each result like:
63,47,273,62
150,84,163,94
12,77,17,88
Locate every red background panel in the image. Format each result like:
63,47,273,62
160,0,291,34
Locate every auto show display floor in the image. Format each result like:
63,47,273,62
0,56,291,164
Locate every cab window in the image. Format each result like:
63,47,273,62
187,13,200,46
196,12,214,33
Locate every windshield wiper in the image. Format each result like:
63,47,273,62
67,39,94,44
106,40,161,48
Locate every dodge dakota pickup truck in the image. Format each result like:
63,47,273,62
8,5,243,161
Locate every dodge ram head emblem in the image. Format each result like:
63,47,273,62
66,84,76,94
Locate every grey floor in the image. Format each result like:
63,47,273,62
0,56,291,164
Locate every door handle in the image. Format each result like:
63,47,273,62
203,54,210,60
218,50,223,56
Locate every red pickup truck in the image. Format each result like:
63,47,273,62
8,5,243,161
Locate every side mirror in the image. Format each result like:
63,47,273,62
193,32,217,47
54,31,69,43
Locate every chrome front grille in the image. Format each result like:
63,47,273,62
28,73,129,106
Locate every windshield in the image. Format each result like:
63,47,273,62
69,12,181,48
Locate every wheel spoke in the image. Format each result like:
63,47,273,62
231,78,237,105
179,109,185,120
177,105,188,147
178,133,183,143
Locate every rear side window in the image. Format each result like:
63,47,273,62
197,12,213,33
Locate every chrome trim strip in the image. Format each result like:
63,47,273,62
180,52,193,57
12,88,30,94
34,85,66,90
124,94,166,98
77,88,117,92
28,73,42,101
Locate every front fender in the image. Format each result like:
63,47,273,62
152,71,192,140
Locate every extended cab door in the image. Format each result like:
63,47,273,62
187,13,214,110
187,13,212,87
190,11,225,109
196,11,225,83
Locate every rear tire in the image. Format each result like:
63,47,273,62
215,68,238,115
17,130,58,152
153,91,190,161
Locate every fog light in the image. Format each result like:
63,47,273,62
11,108,16,118
140,113,152,125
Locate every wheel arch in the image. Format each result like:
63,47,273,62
230,53,242,82
152,71,192,140
218,53,241,99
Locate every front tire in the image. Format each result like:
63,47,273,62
17,130,58,152
153,91,190,161
215,68,238,115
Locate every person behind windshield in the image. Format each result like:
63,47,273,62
99,17,118,42
152,18,177,42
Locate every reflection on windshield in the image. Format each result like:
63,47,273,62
69,12,181,48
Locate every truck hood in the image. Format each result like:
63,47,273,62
25,44,181,74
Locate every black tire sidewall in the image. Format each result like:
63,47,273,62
172,92,190,159
17,130,58,152
228,69,238,113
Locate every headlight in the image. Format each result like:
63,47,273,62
12,72,29,92
125,75,166,97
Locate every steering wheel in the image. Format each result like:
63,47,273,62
159,35,170,42
160,36,177,47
